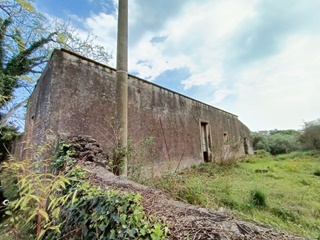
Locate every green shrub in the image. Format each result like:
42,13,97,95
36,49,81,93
46,183,169,240
251,130,302,155
314,170,320,177
251,132,270,152
268,133,301,155
249,189,267,208
254,149,271,158
300,119,320,150
52,141,76,171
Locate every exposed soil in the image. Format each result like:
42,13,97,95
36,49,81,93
66,135,307,240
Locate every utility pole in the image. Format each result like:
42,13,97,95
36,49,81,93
116,0,128,176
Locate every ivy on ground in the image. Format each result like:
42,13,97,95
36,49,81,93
46,142,169,240
46,179,169,239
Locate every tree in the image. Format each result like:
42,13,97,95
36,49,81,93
251,130,301,155
300,119,320,150
251,132,270,152
0,0,112,127
268,133,301,155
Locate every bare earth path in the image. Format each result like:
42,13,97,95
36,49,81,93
89,166,306,240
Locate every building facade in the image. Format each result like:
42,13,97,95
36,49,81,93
21,49,253,175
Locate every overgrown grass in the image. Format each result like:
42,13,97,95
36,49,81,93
145,151,320,239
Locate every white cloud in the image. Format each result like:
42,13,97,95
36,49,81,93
231,35,320,130
41,0,320,131
82,12,118,66
77,0,259,88
128,0,259,89
181,67,224,90
212,89,233,105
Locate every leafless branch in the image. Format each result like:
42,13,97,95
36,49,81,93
0,98,28,128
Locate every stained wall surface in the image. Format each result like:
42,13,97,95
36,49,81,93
22,49,253,175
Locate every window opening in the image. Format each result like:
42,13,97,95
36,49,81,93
223,132,228,143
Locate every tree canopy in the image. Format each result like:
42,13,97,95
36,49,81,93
0,0,112,123
0,0,112,158
300,119,320,150
252,120,320,155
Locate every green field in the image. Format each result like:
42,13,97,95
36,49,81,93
1,151,319,239
146,151,320,239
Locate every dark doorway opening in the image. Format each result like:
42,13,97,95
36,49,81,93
244,137,249,154
201,122,210,162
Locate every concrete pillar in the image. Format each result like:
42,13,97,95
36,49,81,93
116,0,128,176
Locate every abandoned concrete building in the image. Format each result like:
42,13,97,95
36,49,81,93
19,49,253,175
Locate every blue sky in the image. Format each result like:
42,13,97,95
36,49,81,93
36,0,320,131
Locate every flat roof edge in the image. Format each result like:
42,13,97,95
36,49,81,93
58,48,238,118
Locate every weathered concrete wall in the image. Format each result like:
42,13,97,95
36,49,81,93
21,49,253,176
